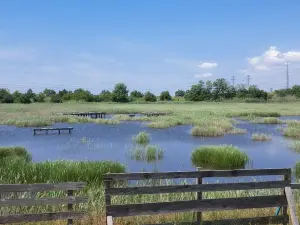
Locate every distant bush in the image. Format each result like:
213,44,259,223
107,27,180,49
159,91,172,101
50,94,63,103
144,91,157,102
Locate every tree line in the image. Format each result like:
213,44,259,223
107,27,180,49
0,78,298,104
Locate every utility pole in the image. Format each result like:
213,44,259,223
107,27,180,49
231,76,235,87
286,61,289,89
246,75,251,88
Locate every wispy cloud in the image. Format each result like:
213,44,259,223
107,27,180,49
198,62,218,69
194,73,213,78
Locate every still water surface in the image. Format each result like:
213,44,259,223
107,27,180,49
1,117,300,176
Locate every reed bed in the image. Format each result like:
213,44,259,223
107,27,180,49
251,133,272,141
289,141,300,153
191,145,249,169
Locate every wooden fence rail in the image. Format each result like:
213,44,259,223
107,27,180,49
0,182,87,224
104,168,300,225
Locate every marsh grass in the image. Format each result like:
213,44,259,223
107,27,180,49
283,122,300,139
133,131,151,144
113,114,151,121
191,145,249,169
0,158,125,185
130,145,164,162
251,133,272,141
0,146,31,162
288,141,300,153
228,111,281,117
251,117,283,124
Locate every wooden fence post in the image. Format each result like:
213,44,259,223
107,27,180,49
105,180,113,225
282,171,292,225
196,167,202,223
67,190,73,225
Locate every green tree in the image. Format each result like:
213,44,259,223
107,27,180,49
98,90,112,102
43,88,56,97
184,81,207,101
144,91,157,102
159,91,172,101
19,94,31,104
175,89,185,97
130,90,144,99
112,83,129,102
0,89,14,103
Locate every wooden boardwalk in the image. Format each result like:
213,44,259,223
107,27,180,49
62,112,106,118
33,127,73,135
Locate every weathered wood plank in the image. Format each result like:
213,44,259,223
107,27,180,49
291,183,300,189
285,187,299,225
106,195,287,217
144,215,289,225
105,180,290,196
0,212,86,224
34,128,73,131
104,168,291,181
0,196,88,207
0,182,86,193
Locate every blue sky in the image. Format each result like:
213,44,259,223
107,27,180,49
1,0,300,94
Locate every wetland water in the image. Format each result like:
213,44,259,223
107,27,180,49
1,117,300,175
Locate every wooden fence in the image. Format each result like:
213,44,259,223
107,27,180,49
0,182,87,224
104,168,300,225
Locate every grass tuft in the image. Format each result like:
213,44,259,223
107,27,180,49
251,117,283,124
288,141,300,153
130,145,164,162
191,145,249,169
133,131,151,144
0,146,31,162
251,133,272,141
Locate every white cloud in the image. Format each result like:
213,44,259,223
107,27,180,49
247,46,300,71
198,62,218,69
194,73,213,78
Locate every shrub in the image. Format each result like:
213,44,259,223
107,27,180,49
251,133,272,141
133,131,150,144
191,145,249,169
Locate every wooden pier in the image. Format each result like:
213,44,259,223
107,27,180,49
62,112,106,118
33,127,73,135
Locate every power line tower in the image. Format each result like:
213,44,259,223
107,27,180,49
286,61,289,89
246,75,251,88
231,76,235,87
